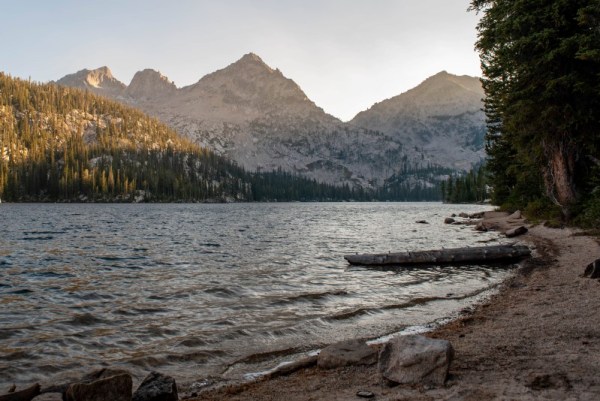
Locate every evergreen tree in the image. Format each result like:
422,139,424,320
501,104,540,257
471,0,600,217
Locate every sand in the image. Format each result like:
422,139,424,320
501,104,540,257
188,211,600,401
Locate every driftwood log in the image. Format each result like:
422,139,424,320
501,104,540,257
344,244,531,266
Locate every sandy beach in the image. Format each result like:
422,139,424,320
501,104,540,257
189,211,600,401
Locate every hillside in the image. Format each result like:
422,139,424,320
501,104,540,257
0,73,370,202
56,54,469,190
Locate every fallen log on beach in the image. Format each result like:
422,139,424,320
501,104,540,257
344,244,531,266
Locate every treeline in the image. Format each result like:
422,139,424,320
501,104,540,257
377,164,453,201
0,73,449,202
471,0,600,226
441,165,488,204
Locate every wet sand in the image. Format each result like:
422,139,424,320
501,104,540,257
189,211,600,401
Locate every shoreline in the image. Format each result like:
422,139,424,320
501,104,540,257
189,211,600,400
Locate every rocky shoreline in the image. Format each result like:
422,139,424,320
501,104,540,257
187,210,600,400
4,210,599,400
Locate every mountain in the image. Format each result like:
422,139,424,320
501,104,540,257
0,72,388,202
55,66,126,97
351,71,486,170
55,55,486,188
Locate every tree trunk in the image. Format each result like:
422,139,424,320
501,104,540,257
543,139,578,217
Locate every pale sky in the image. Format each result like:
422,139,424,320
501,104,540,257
1,0,481,121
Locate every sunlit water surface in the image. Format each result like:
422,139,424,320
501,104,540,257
0,203,510,387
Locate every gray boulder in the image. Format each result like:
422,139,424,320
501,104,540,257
505,226,528,238
133,371,178,401
444,217,455,224
508,210,522,219
378,335,454,386
318,339,377,369
475,221,488,232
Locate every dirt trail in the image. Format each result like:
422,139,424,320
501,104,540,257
190,212,600,401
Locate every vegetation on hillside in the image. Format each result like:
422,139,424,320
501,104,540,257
441,164,488,204
470,0,600,225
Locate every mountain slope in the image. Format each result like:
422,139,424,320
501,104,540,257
351,71,486,170
55,55,486,188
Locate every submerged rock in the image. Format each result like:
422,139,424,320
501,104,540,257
318,339,377,369
378,335,454,386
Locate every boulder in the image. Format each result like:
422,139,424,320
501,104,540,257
508,210,522,219
0,384,40,401
65,370,132,401
318,339,377,369
458,212,469,218
444,217,455,224
474,222,488,232
469,212,484,219
505,226,528,238
132,372,178,401
583,259,600,279
415,220,429,224
378,335,454,386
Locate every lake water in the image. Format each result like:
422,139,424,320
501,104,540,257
0,203,511,389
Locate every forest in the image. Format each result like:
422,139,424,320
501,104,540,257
0,73,443,203
471,0,600,227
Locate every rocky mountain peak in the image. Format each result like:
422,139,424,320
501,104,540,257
126,69,177,100
56,66,126,95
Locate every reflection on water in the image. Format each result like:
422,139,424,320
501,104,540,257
0,202,509,386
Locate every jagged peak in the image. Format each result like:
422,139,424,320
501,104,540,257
230,52,274,72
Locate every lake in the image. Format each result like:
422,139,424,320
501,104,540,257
0,202,511,388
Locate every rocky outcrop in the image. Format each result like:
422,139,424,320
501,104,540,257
378,335,454,386
318,339,378,369
56,67,126,97
126,69,177,101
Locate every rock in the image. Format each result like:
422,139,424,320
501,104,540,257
505,226,528,238
583,259,600,279
458,212,469,218
469,211,484,219
0,384,40,401
356,390,375,398
265,355,318,379
378,335,454,386
450,213,457,217
415,220,429,224
317,339,377,369
475,221,488,232
65,371,132,401
508,210,522,219
132,372,178,401
444,217,455,224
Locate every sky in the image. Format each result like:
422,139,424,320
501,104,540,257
1,0,482,121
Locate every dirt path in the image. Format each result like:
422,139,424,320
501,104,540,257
189,212,600,401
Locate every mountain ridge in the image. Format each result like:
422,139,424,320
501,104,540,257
54,53,486,187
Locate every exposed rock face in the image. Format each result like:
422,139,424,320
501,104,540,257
351,71,486,171
56,66,126,97
56,54,486,188
378,335,454,386
126,69,177,102
317,339,378,369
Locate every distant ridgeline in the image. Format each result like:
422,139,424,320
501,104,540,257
0,73,442,202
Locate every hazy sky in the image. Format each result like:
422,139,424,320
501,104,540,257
1,0,481,121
